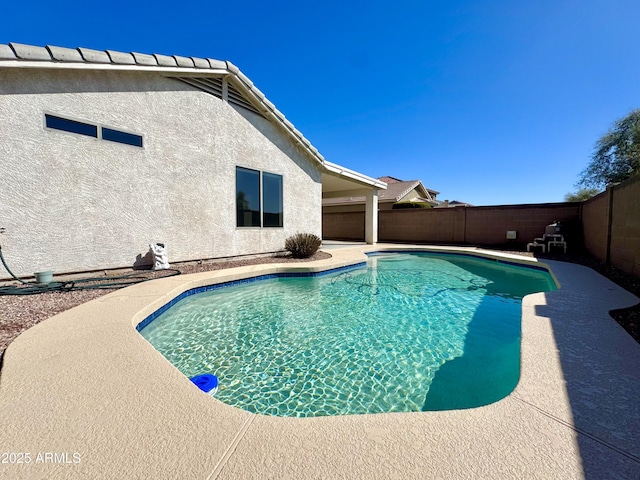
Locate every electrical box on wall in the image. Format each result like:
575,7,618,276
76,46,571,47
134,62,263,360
506,230,517,240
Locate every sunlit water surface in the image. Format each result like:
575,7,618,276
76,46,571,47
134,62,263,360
140,253,556,416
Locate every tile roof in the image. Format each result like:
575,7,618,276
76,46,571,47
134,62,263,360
0,42,324,163
377,177,439,197
377,176,403,184
379,180,422,201
0,42,386,190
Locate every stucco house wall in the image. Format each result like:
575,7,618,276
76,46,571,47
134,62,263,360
0,67,322,277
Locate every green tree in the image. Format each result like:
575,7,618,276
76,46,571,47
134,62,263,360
577,108,640,188
564,188,600,202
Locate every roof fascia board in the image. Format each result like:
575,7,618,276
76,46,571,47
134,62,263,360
324,161,387,189
0,60,228,76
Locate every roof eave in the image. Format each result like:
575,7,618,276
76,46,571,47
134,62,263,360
323,161,387,190
0,59,229,76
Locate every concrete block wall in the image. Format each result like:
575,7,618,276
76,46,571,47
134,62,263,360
464,203,581,246
581,190,610,264
324,179,640,278
579,175,640,276
378,208,464,244
609,176,640,276
326,203,581,248
322,212,365,241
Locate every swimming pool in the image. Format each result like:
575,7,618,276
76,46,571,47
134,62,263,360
139,252,556,417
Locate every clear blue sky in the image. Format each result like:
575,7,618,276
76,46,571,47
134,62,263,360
2,0,639,205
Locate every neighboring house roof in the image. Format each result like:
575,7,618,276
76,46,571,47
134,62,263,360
434,200,474,208
323,177,438,206
377,176,403,184
0,42,385,191
380,179,439,203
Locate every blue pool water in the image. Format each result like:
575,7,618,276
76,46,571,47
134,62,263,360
139,252,556,417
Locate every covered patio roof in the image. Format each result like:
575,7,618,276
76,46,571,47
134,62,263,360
321,161,387,198
321,161,386,244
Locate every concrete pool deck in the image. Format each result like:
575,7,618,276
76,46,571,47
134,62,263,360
1,244,639,479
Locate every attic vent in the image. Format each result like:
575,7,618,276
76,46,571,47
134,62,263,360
175,77,223,98
226,83,262,116
174,77,264,117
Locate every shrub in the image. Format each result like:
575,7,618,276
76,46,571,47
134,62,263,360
392,202,431,209
285,233,322,258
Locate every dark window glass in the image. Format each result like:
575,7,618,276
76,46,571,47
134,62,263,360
236,167,261,227
263,172,283,227
45,114,97,138
102,128,143,147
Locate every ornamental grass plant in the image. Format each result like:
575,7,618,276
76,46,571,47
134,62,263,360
285,233,322,258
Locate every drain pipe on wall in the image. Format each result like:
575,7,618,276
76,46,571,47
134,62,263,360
0,228,29,285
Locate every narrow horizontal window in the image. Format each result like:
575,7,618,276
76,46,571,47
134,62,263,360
45,114,97,138
102,128,143,147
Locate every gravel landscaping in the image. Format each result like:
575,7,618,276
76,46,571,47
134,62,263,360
1,248,638,357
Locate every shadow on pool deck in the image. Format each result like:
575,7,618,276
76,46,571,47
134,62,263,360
532,261,640,478
422,258,640,478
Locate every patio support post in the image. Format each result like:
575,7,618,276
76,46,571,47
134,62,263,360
365,189,378,244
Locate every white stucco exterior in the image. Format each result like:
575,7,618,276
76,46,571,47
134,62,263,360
0,68,322,276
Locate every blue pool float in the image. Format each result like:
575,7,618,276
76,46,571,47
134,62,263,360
190,373,218,395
